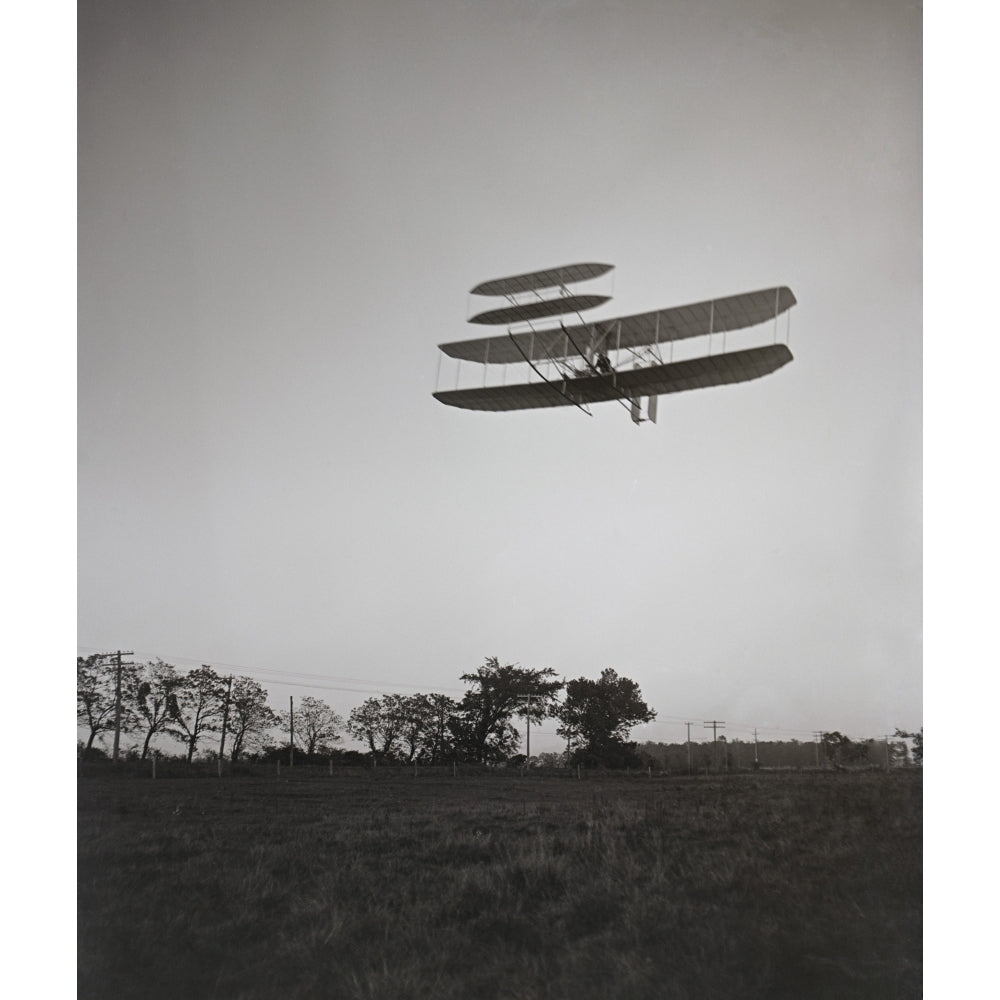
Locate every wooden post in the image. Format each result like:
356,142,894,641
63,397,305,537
112,651,122,763
277,759,281,777
526,692,531,767
152,753,157,780
218,674,232,768
329,757,333,777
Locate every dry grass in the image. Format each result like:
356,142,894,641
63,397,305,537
78,769,921,999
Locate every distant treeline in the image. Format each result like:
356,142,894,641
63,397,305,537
638,730,922,772
78,653,921,770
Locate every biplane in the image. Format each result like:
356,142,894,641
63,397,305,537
432,263,796,424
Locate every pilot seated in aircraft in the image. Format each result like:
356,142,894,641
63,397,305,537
595,352,614,375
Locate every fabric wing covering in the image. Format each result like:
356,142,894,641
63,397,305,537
433,344,793,412
468,294,610,326
470,263,614,297
439,287,796,364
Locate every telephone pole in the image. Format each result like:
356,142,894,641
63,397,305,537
753,728,759,767
517,693,533,768
289,696,294,767
100,650,134,763
813,731,823,768
685,722,693,774
703,720,726,773
218,674,233,775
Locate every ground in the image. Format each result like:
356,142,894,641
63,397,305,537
78,766,921,1000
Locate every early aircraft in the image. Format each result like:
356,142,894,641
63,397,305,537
432,263,796,424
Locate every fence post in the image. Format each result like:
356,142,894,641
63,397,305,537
152,753,157,781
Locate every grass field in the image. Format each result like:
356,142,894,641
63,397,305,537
78,768,921,999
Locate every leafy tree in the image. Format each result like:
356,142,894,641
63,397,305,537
282,696,344,757
820,731,871,768
450,657,562,763
416,693,459,763
227,676,279,761
127,660,183,760
347,694,408,762
167,665,225,763
77,655,123,752
557,668,656,767
391,693,461,763
895,727,923,765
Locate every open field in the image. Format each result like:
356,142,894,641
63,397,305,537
78,768,921,999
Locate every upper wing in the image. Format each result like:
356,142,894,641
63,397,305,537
433,344,793,412
439,286,796,364
468,294,611,326
470,263,614,297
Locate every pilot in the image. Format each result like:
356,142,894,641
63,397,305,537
596,352,613,374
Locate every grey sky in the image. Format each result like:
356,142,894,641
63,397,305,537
78,0,921,750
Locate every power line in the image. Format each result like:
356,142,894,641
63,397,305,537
78,644,468,696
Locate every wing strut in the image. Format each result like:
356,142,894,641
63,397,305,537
506,332,592,417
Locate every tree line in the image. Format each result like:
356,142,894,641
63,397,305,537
640,728,923,772
77,656,658,768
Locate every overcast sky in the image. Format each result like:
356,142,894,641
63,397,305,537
77,0,922,751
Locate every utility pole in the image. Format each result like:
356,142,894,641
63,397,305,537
685,722,693,774
813,732,823,768
526,692,531,764
516,693,532,768
563,676,571,759
880,734,892,772
289,696,294,767
703,721,725,773
753,728,759,767
217,674,233,776
437,698,446,766
102,650,134,763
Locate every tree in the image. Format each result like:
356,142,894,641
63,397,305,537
895,727,923,765
393,693,462,763
168,665,225,763
414,693,459,763
347,695,408,762
127,660,183,760
77,655,123,752
227,676,279,761
557,668,656,768
820,731,871,769
282,696,343,757
450,657,562,763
